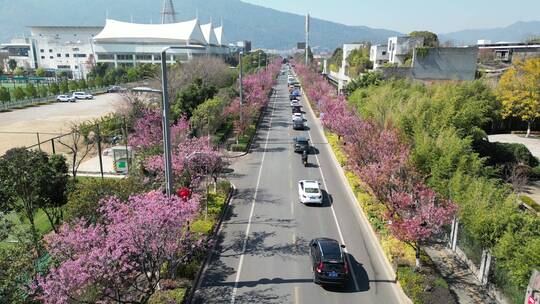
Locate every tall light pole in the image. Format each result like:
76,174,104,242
305,13,310,65
239,50,244,134
160,48,174,197
158,45,204,196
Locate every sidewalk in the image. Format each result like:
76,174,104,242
425,245,499,304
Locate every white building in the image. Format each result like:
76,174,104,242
92,19,229,69
1,37,37,71
369,44,388,69
387,36,424,66
1,19,229,79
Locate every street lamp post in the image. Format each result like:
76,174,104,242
160,48,174,197
239,50,244,135
133,45,203,197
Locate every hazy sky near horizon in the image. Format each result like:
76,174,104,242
242,0,540,33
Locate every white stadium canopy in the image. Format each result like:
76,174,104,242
213,26,226,46
200,23,219,46
93,19,208,45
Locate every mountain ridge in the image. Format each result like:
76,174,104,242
0,0,538,50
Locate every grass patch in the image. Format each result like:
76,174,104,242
191,219,213,234
148,287,186,304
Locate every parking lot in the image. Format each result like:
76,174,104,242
0,93,126,155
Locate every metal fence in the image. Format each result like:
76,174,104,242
0,86,108,111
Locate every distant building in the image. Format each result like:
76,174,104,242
411,47,478,81
1,26,101,78
237,40,252,52
477,41,540,63
369,44,389,69
387,36,424,65
1,19,229,79
92,19,228,70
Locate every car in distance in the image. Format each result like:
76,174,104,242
292,106,302,115
298,180,323,204
106,85,125,93
56,94,76,102
291,99,301,107
292,112,304,121
292,117,305,130
293,136,310,153
72,91,94,100
310,238,348,286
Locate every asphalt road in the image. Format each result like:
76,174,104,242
194,68,403,304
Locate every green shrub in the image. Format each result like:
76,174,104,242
0,87,11,102
148,287,186,304
12,87,25,100
175,261,200,280
230,143,247,152
65,177,145,223
191,219,213,234
49,83,59,95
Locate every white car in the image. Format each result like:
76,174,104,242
291,99,301,107
56,94,76,102
292,113,304,121
72,91,94,100
298,180,323,204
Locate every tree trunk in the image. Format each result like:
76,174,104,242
27,213,41,256
526,121,532,138
415,246,421,268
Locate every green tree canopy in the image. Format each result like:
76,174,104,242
8,59,17,71
172,78,217,119
35,67,46,77
409,31,439,47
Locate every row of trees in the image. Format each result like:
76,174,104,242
343,59,540,303
295,62,457,267
28,56,281,302
0,80,98,103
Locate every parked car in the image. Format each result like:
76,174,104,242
293,136,310,153
310,238,348,286
56,94,76,102
72,91,94,100
107,85,125,93
291,99,301,107
292,117,305,130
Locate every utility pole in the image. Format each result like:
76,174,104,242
161,48,173,197
305,13,310,65
239,50,244,132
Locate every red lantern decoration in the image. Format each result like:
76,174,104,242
177,187,191,200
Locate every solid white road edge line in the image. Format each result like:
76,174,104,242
230,88,278,304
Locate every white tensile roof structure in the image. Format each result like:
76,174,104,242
200,23,219,46
213,26,226,46
93,19,208,45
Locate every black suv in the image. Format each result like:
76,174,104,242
310,238,348,286
293,136,309,153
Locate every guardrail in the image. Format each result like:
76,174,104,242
0,87,108,111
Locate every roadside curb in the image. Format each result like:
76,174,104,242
297,70,412,304
185,182,236,304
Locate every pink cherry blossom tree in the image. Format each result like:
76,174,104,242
293,60,458,268
386,182,458,267
34,191,202,304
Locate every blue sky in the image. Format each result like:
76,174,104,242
242,0,540,33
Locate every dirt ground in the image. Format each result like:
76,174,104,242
0,93,128,155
